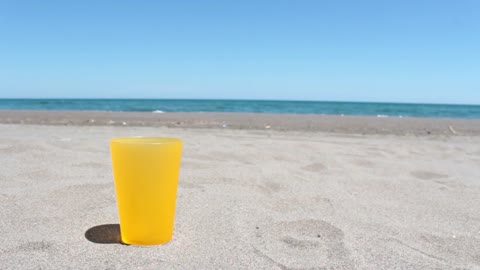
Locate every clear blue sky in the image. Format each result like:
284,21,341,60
0,0,479,104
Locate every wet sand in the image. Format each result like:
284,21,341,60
1,110,480,135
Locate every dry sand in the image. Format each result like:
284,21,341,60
0,112,480,269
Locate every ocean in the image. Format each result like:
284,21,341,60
0,99,480,119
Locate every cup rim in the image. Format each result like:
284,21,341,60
110,136,182,145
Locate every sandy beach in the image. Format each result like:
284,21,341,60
1,111,480,269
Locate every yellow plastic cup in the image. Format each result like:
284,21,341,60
110,137,182,245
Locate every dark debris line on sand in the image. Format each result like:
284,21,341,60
1,110,480,136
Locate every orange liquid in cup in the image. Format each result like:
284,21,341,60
110,137,182,245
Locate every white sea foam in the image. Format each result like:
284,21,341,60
376,114,389,118
152,110,165,113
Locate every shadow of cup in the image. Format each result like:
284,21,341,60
85,224,125,244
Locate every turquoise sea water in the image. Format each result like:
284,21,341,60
0,99,480,119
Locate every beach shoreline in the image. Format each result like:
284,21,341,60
1,110,480,136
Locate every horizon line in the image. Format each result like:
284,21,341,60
0,97,479,106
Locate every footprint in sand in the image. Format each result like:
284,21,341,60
256,181,283,196
16,241,54,252
254,219,353,269
179,181,204,190
302,162,327,172
410,170,448,180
